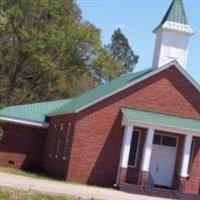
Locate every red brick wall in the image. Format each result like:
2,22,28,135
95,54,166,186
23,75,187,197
182,137,200,194
0,123,46,170
42,114,76,179
65,66,200,187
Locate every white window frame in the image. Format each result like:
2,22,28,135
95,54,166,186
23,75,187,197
55,139,61,159
128,129,142,168
53,123,57,129
62,122,72,160
60,123,64,131
48,133,54,158
153,132,178,149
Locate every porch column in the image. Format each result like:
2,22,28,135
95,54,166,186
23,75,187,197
180,134,193,178
117,125,133,185
140,128,155,185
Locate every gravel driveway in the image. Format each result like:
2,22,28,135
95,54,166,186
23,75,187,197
0,172,173,200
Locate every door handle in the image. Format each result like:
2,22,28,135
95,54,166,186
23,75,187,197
156,164,159,172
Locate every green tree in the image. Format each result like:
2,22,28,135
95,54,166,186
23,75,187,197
90,48,122,83
107,28,139,75
0,0,122,105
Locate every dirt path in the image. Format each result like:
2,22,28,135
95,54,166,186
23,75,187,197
0,172,173,200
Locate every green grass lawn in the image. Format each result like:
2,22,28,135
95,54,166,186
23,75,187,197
0,187,98,200
0,167,101,187
0,167,62,181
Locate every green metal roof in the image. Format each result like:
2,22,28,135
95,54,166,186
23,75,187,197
0,69,151,122
0,99,72,123
122,108,200,132
155,0,188,31
50,68,152,115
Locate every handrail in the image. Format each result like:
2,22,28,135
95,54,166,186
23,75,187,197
143,172,154,195
149,172,154,185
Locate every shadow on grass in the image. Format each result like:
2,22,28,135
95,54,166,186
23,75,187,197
0,167,64,182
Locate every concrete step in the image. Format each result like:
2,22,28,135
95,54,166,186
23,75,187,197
120,183,200,199
120,183,177,199
180,193,200,200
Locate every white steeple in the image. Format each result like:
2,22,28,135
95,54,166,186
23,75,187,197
152,0,194,69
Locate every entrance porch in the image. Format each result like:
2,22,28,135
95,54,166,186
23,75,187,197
117,108,200,199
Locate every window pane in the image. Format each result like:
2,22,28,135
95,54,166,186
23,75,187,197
153,134,162,145
188,139,195,173
63,122,72,156
128,131,140,166
162,136,176,147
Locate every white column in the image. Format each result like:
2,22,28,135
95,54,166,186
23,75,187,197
120,125,134,168
115,125,133,186
141,128,155,172
180,134,193,178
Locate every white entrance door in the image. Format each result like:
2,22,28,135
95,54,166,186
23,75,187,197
149,144,177,187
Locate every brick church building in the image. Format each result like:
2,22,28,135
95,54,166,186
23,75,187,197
1,0,200,199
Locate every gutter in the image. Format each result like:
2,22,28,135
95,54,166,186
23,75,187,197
0,116,49,129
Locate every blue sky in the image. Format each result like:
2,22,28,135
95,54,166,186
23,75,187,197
77,0,200,84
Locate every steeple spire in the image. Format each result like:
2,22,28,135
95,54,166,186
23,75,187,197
160,0,188,26
152,0,193,69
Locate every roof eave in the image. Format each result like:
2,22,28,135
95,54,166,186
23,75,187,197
153,21,194,35
0,116,49,129
122,114,200,137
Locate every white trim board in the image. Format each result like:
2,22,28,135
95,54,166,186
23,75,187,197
0,116,49,129
122,115,200,137
75,61,200,113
